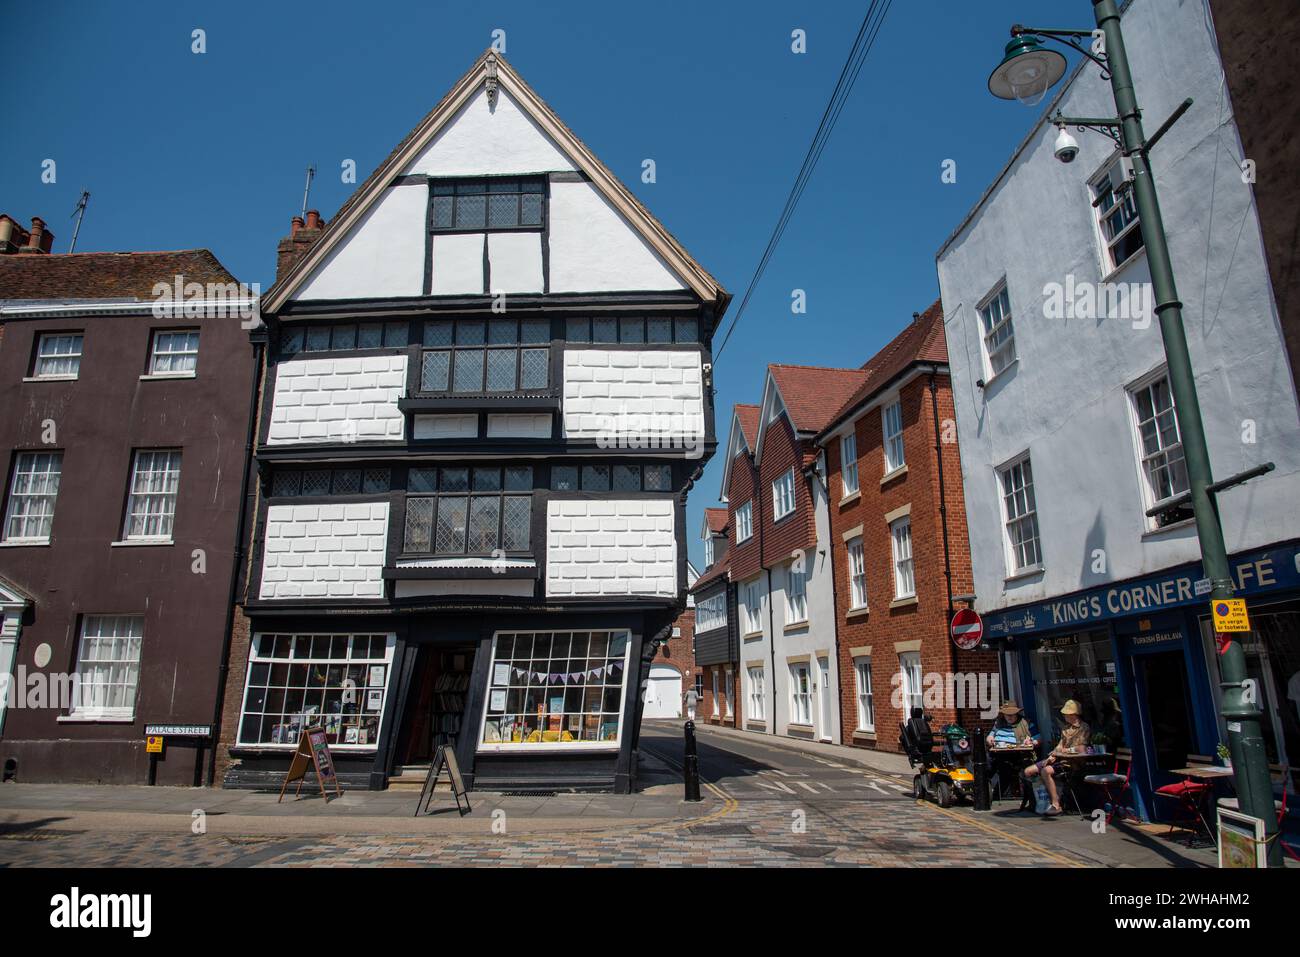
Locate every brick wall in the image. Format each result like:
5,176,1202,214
215,605,253,781
545,499,675,597
267,355,407,444
826,373,982,752
561,349,703,439
260,501,390,599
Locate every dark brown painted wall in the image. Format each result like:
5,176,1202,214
0,310,254,784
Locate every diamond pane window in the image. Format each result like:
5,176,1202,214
613,465,641,491
431,177,545,231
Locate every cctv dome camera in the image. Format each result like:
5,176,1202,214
1054,127,1080,164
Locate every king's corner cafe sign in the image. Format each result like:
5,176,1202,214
984,543,1300,639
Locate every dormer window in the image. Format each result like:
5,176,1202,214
430,177,546,232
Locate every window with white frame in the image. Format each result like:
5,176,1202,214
882,400,905,473
846,536,868,610
34,333,83,378
479,630,631,749
3,451,62,542
785,561,808,625
890,516,915,599
742,578,763,634
772,467,796,521
71,615,144,720
1128,372,1192,528
899,651,923,716
790,663,812,725
123,450,181,541
854,657,875,732
696,592,727,633
237,633,395,748
148,330,200,375
735,500,753,543
747,666,765,720
724,669,734,717
998,454,1042,574
712,670,721,716
978,284,1017,377
840,433,859,496
703,535,714,568
1091,158,1144,272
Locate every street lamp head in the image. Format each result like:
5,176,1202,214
988,35,1068,106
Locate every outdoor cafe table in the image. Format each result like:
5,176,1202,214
1166,765,1235,847
988,745,1037,807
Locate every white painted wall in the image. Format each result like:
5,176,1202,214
260,502,389,599
486,413,552,438
430,233,485,295
936,0,1300,614
545,500,676,597
562,349,704,441
267,356,407,445
296,184,427,300
406,89,577,177
487,232,544,293
737,572,774,731
412,414,477,440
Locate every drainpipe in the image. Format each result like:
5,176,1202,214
928,370,956,667
207,339,265,786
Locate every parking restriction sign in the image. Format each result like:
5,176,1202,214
1211,599,1250,632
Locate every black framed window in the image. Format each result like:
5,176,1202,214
564,315,698,344
430,178,545,232
551,463,671,492
272,468,391,498
403,465,533,555
419,318,550,394
281,321,408,356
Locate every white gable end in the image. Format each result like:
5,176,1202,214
405,88,576,177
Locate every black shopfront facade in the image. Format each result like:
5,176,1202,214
223,600,674,794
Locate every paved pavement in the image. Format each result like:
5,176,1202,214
0,720,1244,867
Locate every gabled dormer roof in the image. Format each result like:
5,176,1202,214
719,403,760,501
701,507,728,539
753,364,869,463
262,50,729,314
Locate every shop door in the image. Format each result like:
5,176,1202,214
1132,650,1196,786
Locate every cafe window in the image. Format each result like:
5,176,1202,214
237,633,396,749
403,465,532,555
1028,629,1125,752
420,318,550,395
479,630,631,749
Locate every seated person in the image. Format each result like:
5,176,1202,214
1099,697,1124,752
1022,699,1092,816
986,700,1040,750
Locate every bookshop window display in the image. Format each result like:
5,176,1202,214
237,633,396,749
480,630,631,750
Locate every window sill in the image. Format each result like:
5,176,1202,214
772,509,795,525
736,535,753,546
889,595,918,610
742,630,764,641
980,357,1019,391
839,490,861,507
1100,245,1148,285
1141,517,1196,538
22,375,78,383
111,539,175,547
0,539,51,548
1004,564,1045,584
881,464,908,486
853,730,877,741
783,620,809,633
58,714,136,724
140,371,197,381
845,606,870,621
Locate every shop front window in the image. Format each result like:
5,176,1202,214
480,630,630,749
1029,629,1125,751
238,633,395,749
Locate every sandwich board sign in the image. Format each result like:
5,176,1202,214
278,726,342,802
415,743,471,817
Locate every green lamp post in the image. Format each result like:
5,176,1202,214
988,0,1281,866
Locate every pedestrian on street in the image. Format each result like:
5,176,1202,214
682,686,699,722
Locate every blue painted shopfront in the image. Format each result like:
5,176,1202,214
985,541,1300,821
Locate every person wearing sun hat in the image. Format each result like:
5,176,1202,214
1022,699,1092,816
986,700,1039,750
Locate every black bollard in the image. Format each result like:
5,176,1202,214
972,725,990,811
683,720,702,802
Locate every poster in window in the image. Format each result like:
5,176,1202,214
489,689,506,712
365,689,383,712
493,663,510,686
369,665,386,687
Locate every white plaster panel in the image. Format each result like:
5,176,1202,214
413,414,478,439
547,181,687,292
267,355,407,445
562,349,704,445
405,89,577,177
294,184,426,301
260,502,389,600
487,232,544,293
431,233,485,295
486,413,552,438
394,579,536,599
546,500,676,598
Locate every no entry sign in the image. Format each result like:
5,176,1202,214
950,608,984,650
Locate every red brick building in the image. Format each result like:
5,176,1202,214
690,507,737,726
815,303,995,753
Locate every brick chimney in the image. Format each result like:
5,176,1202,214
18,216,54,254
276,209,327,280
0,214,33,254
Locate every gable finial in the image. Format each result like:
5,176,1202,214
485,53,499,109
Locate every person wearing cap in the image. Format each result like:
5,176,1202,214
986,701,1039,750
1022,699,1092,816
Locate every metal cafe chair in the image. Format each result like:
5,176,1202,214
1084,748,1135,825
1155,754,1216,846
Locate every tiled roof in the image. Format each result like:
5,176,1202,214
704,507,728,534
735,404,761,447
820,299,947,437
691,557,730,592
768,364,871,434
0,250,238,302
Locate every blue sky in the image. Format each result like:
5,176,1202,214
1,0,1087,569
